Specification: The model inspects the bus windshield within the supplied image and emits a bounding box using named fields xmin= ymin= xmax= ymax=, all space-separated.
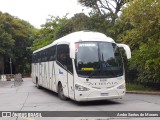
xmin=75 ymin=41 xmax=123 ymax=78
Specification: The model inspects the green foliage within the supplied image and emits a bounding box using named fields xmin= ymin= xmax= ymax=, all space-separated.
xmin=0 ymin=11 xmax=35 ymax=74
xmin=32 ymin=13 xmax=91 ymax=51
xmin=126 ymin=83 xmax=153 ymax=91
xmin=0 ymin=30 xmax=14 ymax=56
xmin=0 ymin=12 xmax=15 ymax=56
xmin=31 ymin=0 xmax=160 ymax=86
xmin=31 ymin=15 xmax=71 ymax=51
xmin=31 ymin=13 xmax=117 ymax=51
xmin=78 ymin=0 xmax=128 ymax=23
xmin=70 ymin=13 xmax=90 ymax=31
xmin=118 ymin=0 xmax=160 ymax=83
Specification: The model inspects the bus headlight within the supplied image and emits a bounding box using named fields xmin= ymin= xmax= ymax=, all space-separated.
xmin=75 ymin=84 xmax=90 ymax=91
xmin=117 ymin=84 xmax=125 ymax=89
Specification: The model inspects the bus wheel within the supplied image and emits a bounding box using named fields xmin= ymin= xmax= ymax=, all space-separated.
xmin=58 ymin=83 xmax=67 ymax=100
xmin=36 ymin=79 xmax=41 ymax=89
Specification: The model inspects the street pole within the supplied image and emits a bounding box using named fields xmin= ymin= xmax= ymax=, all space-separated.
xmin=10 ymin=58 xmax=12 ymax=76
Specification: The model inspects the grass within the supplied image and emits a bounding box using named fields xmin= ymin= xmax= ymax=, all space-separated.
xmin=126 ymin=83 xmax=153 ymax=91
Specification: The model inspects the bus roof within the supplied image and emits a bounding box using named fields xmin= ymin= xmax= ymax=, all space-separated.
xmin=33 ymin=31 xmax=115 ymax=53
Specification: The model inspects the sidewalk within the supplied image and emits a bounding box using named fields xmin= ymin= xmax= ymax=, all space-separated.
xmin=0 ymin=78 xmax=22 ymax=88
xmin=0 ymin=81 xmax=14 ymax=88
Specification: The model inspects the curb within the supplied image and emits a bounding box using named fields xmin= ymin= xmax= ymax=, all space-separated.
xmin=127 ymin=91 xmax=160 ymax=95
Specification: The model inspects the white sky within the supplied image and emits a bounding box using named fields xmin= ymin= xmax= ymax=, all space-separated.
xmin=0 ymin=0 xmax=90 ymax=28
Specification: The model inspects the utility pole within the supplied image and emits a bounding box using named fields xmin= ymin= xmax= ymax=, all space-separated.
xmin=10 ymin=58 xmax=12 ymax=75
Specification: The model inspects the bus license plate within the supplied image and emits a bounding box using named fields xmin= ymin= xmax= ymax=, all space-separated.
xmin=101 ymin=93 xmax=109 ymax=96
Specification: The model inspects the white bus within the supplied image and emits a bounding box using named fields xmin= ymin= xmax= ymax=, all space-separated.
xmin=32 ymin=31 xmax=131 ymax=101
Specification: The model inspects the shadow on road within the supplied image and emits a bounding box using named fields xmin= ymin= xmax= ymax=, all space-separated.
xmin=38 ymin=86 xmax=122 ymax=106
xmin=35 ymin=85 xmax=58 ymax=96
xmin=71 ymin=100 xmax=121 ymax=106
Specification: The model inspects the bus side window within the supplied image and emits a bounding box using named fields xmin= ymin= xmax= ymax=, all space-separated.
xmin=50 ymin=46 xmax=56 ymax=61
xmin=43 ymin=50 xmax=46 ymax=62
xmin=45 ymin=50 xmax=48 ymax=62
xmin=66 ymin=50 xmax=73 ymax=74
xmin=35 ymin=54 xmax=37 ymax=63
xmin=32 ymin=54 xmax=35 ymax=63
xmin=57 ymin=45 xmax=67 ymax=66
xmin=38 ymin=52 xmax=41 ymax=62
xmin=57 ymin=44 xmax=73 ymax=73
xmin=53 ymin=45 xmax=56 ymax=60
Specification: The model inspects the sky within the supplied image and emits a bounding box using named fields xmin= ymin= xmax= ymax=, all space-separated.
xmin=0 ymin=0 xmax=90 ymax=28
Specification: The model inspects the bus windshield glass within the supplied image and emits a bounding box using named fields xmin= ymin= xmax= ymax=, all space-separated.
xmin=75 ymin=42 xmax=123 ymax=78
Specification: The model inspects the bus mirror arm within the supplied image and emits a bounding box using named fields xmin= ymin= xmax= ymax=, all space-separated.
xmin=70 ymin=43 xmax=76 ymax=59
xmin=117 ymin=44 xmax=131 ymax=59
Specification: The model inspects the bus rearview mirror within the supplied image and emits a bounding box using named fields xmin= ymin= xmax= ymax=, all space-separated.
xmin=70 ymin=43 xmax=75 ymax=59
xmin=117 ymin=44 xmax=131 ymax=59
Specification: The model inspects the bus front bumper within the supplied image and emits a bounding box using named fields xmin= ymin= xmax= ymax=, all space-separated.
xmin=74 ymin=89 xmax=126 ymax=101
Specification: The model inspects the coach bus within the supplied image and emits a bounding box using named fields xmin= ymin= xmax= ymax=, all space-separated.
xmin=32 ymin=31 xmax=131 ymax=101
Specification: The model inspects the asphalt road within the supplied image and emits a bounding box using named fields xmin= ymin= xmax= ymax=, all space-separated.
xmin=0 ymin=78 xmax=160 ymax=120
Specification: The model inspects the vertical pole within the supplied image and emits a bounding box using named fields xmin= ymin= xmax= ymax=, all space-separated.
xmin=10 ymin=58 xmax=12 ymax=75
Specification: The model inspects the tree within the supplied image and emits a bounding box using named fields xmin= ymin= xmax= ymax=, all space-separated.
xmin=118 ymin=0 xmax=160 ymax=83
xmin=31 ymin=13 xmax=90 ymax=51
xmin=0 ymin=12 xmax=15 ymax=56
xmin=0 ymin=29 xmax=14 ymax=74
xmin=0 ymin=11 xmax=35 ymax=74
xmin=31 ymin=12 xmax=119 ymax=51
xmin=70 ymin=13 xmax=90 ymax=31
xmin=11 ymin=19 xmax=35 ymax=74
xmin=31 ymin=15 xmax=71 ymax=51
xmin=0 ymin=30 xmax=14 ymax=56
xmin=78 ymin=0 xmax=128 ymax=23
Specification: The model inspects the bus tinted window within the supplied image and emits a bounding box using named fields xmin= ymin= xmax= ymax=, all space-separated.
xmin=49 ymin=46 xmax=56 ymax=61
xmin=57 ymin=44 xmax=73 ymax=73
xmin=57 ymin=45 xmax=68 ymax=66
xmin=75 ymin=42 xmax=123 ymax=78
xmin=32 ymin=54 xmax=36 ymax=63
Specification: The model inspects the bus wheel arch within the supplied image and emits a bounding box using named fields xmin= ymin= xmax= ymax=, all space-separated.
xmin=57 ymin=82 xmax=67 ymax=100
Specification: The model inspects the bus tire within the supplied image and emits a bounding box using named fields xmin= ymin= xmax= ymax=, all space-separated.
xmin=36 ymin=78 xmax=41 ymax=89
xmin=58 ymin=83 xmax=67 ymax=100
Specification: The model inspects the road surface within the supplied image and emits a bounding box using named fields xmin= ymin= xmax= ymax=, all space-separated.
xmin=0 ymin=78 xmax=160 ymax=120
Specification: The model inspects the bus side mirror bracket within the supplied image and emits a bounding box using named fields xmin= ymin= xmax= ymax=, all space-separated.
xmin=70 ymin=43 xmax=75 ymax=59
xmin=117 ymin=44 xmax=131 ymax=59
